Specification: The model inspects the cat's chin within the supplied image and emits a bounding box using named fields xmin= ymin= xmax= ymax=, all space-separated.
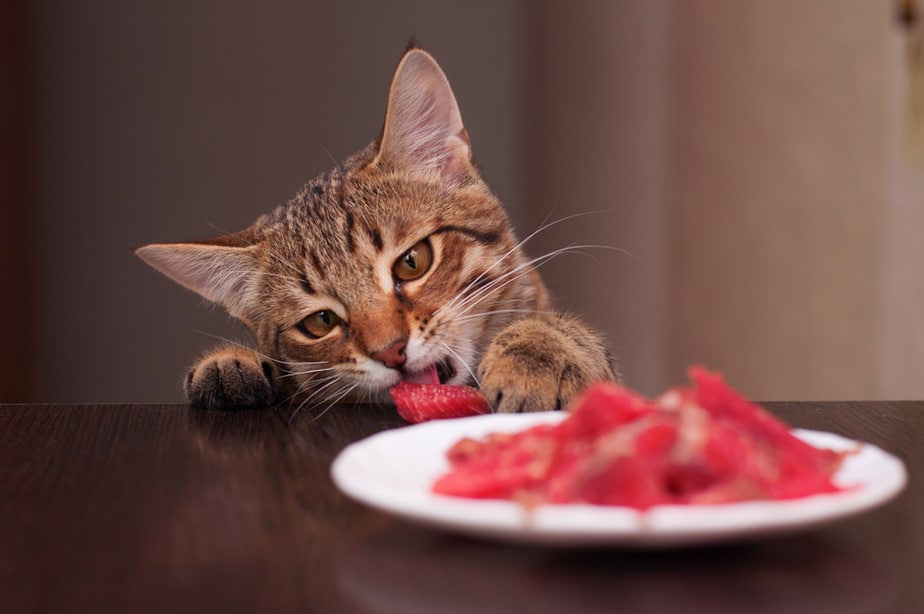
xmin=337 ymin=360 xmax=460 ymax=406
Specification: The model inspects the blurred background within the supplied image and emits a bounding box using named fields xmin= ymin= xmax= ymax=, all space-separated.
xmin=2 ymin=0 xmax=923 ymax=403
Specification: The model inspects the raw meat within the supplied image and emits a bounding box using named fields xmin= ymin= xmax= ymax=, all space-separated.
xmin=390 ymin=382 xmax=490 ymax=424
xmin=432 ymin=367 xmax=849 ymax=509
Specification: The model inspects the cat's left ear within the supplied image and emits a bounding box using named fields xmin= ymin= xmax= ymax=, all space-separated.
xmin=135 ymin=234 xmax=260 ymax=321
xmin=373 ymin=48 xmax=473 ymax=183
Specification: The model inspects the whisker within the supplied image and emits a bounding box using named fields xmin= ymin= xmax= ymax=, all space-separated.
xmin=191 ymin=331 xmax=330 ymax=370
xmin=287 ymin=376 xmax=343 ymax=423
xmin=450 ymin=308 xmax=556 ymax=324
xmin=439 ymin=211 xmax=622 ymax=315
xmin=298 ymin=375 xmax=342 ymax=403
xmin=280 ymin=365 xmax=336 ymax=379
xmin=440 ymin=342 xmax=481 ymax=388
xmin=192 ymin=330 xmax=258 ymax=351
xmin=288 ymin=375 xmax=355 ymax=424
xmin=436 ymin=252 xmax=551 ymax=320
xmin=308 ymin=382 xmax=360 ymax=424
xmin=445 ymin=245 xmax=564 ymax=312
xmin=443 ymin=244 xmax=630 ymax=323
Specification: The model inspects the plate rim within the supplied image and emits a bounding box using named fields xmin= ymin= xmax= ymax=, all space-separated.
xmin=330 ymin=413 xmax=907 ymax=547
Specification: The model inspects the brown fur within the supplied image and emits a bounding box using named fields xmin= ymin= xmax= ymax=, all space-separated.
xmin=137 ymin=48 xmax=618 ymax=413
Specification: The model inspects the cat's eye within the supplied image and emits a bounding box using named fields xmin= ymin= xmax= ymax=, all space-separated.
xmin=298 ymin=310 xmax=341 ymax=339
xmin=393 ymin=240 xmax=433 ymax=282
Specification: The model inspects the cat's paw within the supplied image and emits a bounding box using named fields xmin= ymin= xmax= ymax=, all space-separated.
xmin=184 ymin=346 xmax=278 ymax=409
xmin=478 ymin=314 xmax=617 ymax=413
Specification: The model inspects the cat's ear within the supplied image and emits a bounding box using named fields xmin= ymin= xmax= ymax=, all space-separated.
xmin=373 ymin=48 xmax=473 ymax=182
xmin=135 ymin=235 xmax=259 ymax=320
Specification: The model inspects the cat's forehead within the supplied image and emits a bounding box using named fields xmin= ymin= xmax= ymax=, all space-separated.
xmin=280 ymin=173 xmax=484 ymax=243
xmin=255 ymin=161 xmax=512 ymax=291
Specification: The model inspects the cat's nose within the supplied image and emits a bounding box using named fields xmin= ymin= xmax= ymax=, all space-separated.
xmin=370 ymin=339 xmax=407 ymax=369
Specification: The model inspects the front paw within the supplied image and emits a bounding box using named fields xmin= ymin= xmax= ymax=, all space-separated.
xmin=479 ymin=365 xmax=561 ymax=414
xmin=185 ymin=346 xmax=278 ymax=409
xmin=479 ymin=349 xmax=594 ymax=414
xmin=478 ymin=314 xmax=616 ymax=413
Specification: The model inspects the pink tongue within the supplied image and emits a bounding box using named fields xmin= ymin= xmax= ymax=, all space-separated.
xmin=404 ymin=364 xmax=441 ymax=385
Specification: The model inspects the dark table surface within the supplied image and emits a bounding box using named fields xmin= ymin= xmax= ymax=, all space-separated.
xmin=0 ymin=399 xmax=920 ymax=613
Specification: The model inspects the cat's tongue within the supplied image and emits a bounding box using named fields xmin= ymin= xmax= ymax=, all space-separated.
xmin=403 ymin=364 xmax=441 ymax=386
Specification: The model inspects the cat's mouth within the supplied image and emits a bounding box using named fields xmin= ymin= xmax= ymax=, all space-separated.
xmin=402 ymin=360 xmax=456 ymax=385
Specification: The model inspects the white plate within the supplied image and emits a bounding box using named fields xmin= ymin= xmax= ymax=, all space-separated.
xmin=330 ymin=413 xmax=907 ymax=547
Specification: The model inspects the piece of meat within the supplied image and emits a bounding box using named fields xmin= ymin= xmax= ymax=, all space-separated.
xmin=432 ymin=367 xmax=850 ymax=510
xmin=390 ymin=382 xmax=490 ymax=424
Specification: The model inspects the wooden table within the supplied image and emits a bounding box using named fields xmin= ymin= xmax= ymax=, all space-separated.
xmin=0 ymin=400 xmax=919 ymax=613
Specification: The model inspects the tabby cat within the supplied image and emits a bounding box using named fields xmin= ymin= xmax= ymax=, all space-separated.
xmin=137 ymin=47 xmax=618 ymax=413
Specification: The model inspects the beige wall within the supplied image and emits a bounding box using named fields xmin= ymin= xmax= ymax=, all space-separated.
xmin=883 ymin=12 xmax=924 ymax=399
xmin=527 ymin=1 xmax=923 ymax=400
xmin=669 ymin=1 xmax=890 ymax=400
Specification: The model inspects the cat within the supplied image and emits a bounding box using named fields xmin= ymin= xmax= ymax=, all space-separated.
xmin=136 ymin=47 xmax=618 ymax=414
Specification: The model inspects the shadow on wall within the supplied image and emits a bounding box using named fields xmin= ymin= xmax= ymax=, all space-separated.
xmin=13 ymin=0 xmax=525 ymax=403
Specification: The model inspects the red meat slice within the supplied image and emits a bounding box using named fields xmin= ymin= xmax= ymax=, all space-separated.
xmin=432 ymin=367 xmax=850 ymax=510
xmin=433 ymin=424 xmax=560 ymax=499
xmin=390 ymin=382 xmax=490 ymax=424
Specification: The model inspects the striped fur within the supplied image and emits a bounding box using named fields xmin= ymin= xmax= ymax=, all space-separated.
xmin=137 ymin=48 xmax=617 ymax=413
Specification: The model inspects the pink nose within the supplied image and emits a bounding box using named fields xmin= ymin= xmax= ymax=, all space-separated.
xmin=371 ymin=339 xmax=407 ymax=369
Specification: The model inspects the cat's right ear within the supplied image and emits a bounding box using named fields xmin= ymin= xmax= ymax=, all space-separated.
xmin=135 ymin=239 xmax=259 ymax=320
xmin=372 ymin=48 xmax=473 ymax=183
